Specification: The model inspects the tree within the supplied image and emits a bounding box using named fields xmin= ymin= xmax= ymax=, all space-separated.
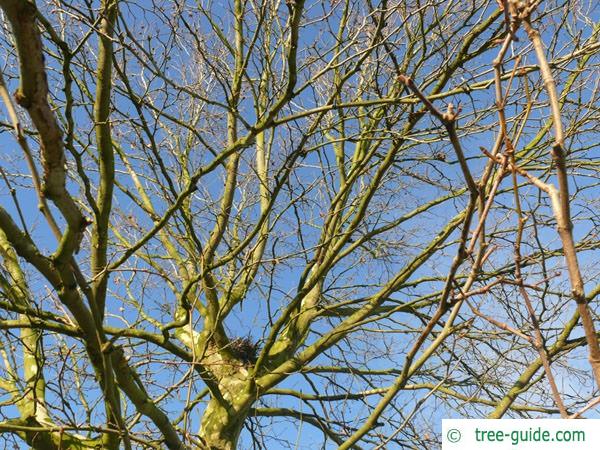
xmin=0 ymin=0 xmax=599 ymax=448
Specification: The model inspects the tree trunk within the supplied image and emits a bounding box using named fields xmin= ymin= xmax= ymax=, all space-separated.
xmin=199 ymin=399 xmax=249 ymax=450
xmin=198 ymin=345 xmax=255 ymax=450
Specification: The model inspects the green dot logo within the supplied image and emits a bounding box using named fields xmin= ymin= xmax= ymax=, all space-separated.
xmin=447 ymin=428 xmax=461 ymax=443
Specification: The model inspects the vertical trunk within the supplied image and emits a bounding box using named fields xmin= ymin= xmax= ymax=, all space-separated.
xmin=198 ymin=346 xmax=255 ymax=450
xmin=199 ymin=399 xmax=249 ymax=450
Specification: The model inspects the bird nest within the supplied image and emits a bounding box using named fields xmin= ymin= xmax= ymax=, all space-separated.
xmin=229 ymin=337 xmax=260 ymax=365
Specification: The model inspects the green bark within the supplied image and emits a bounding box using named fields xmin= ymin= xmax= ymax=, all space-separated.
xmin=199 ymin=400 xmax=249 ymax=450
xmin=198 ymin=344 xmax=256 ymax=450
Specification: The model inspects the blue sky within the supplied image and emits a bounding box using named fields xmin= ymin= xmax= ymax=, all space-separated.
xmin=0 ymin=0 xmax=599 ymax=448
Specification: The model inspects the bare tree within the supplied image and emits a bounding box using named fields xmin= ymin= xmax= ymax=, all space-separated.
xmin=0 ymin=0 xmax=599 ymax=448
